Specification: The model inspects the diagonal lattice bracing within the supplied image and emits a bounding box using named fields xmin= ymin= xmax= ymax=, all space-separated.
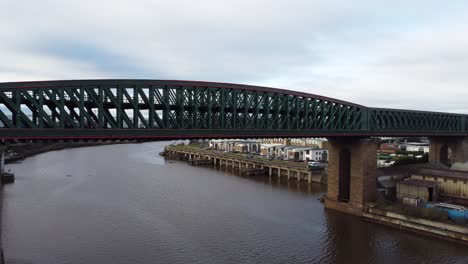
xmin=0 ymin=80 xmax=466 ymax=139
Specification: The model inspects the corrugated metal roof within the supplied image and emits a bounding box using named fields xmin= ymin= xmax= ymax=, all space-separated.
xmin=400 ymin=178 xmax=439 ymax=188
xmin=289 ymin=147 xmax=318 ymax=151
xmin=413 ymin=168 xmax=468 ymax=180
xmin=451 ymin=162 xmax=468 ymax=171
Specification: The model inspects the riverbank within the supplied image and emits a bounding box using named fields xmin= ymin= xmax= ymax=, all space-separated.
xmin=5 ymin=140 xmax=139 ymax=164
xmin=364 ymin=206 xmax=468 ymax=245
xmin=163 ymin=143 xmax=468 ymax=246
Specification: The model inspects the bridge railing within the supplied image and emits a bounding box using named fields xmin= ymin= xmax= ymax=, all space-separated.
xmin=0 ymin=80 xmax=366 ymax=132
xmin=0 ymin=80 xmax=466 ymax=139
xmin=367 ymin=108 xmax=468 ymax=135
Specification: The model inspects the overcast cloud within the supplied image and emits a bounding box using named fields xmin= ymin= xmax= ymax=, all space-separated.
xmin=1 ymin=0 xmax=468 ymax=113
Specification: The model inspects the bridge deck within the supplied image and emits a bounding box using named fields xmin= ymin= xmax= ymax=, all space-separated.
xmin=0 ymin=80 xmax=466 ymax=140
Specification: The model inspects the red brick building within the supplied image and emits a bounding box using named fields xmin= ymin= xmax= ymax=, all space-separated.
xmin=379 ymin=143 xmax=399 ymax=154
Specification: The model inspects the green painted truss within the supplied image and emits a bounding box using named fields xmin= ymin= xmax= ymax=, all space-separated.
xmin=0 ymin=80 xmax=465 ymax=140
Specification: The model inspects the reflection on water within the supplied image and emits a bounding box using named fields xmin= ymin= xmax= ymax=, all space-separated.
xmin=2 ymin=142 xmax=468 ymax=264
xmin=213 ymin=166 xmax=324 ymax=195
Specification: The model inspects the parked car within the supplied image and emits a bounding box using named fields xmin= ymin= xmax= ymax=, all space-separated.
xmin=308 ymin=161 xmax=320 ymax=169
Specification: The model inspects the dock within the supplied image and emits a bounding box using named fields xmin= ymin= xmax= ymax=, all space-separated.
xmin=189 ymin=159 xmax=214 ymax=166
xmin=240 ymin=168 xmax=266 ymax=176
xmin=164 ymin=145 xmax=325 ymax=184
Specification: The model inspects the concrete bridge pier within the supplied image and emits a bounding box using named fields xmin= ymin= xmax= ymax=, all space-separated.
xmin=429 ymin=136 xmax=468 ymax=165
xmin=324 ymin=137 xmax=378 ymax=216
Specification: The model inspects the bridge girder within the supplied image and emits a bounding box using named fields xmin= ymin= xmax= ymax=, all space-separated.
xmin=0 ymin=80 xmax=466 ymax=140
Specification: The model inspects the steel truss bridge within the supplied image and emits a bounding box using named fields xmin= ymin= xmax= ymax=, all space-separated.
xmin=0 ymin=80 xmax=466 ymax=140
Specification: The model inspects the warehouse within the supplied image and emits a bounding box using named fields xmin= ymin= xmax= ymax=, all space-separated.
xmin=397 ymin=178 xmax=439 ymax=203
xmin=410 ymin=168 xmax=468 ymax=205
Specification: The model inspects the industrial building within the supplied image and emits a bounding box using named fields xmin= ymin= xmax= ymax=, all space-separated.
xmin=397 ymin=178 xmax=439 ymax=203
xmin=410 ymin=168 xmax=468 ymax=205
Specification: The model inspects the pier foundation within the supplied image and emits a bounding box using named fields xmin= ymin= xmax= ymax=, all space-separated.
xmin=324 ymin=138 xmax=378 ymax=216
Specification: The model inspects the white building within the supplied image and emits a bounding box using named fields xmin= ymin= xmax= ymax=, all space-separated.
xmin=290 ymin=138 xmax=327 ymax=148
xmin=260 ymin=143 xmax=284 ymax=156
xmin=209 ymin=139 xmax=261 ymax=153
xmin=286 ymin=147 xmax=316 ymax=161
xmin=276 ymin=146 xmax=295 ymax=158
xmin=261 ymin=138 xmax=328 ymax=148
xmin=303 ymin=148 xmax=328 ymax=162
xmin=400 ymin=142 xmax=429 ymax=153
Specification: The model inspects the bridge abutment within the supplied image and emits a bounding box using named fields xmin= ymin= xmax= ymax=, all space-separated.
xmin=429 ymin=137 xmax=468 ymax=165
xmin=324 ymin=137 xmax=378 ymax=216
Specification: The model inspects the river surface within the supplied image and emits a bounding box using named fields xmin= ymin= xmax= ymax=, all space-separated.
xmin=2 ymin=142 xmax=468 ymax=264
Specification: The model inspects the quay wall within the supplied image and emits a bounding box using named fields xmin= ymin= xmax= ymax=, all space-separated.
xmin=364 ymin=207 xmax=468 ymax=245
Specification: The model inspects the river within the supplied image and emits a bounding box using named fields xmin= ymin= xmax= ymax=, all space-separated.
xmin=2 ymin=142 xmax=468 ymax=264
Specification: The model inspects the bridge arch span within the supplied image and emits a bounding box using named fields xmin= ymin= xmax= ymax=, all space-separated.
xmin=0 ymin=79 xmax=466 ymax=140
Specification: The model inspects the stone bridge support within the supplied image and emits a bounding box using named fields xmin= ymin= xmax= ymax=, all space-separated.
xmin=324 ymin=137 xmax=378 ymax=216
xmin=429 ymin=137 xmax=468 ymax=165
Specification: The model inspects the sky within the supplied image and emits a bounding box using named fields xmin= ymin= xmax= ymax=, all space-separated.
xmin=1 ymin=0 xmax=468 ymax=113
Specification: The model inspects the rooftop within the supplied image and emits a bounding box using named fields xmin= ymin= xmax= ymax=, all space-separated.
xmin=403 ymin=142 xmax=429 ymax=146
xmin=260 ymin=143 xmax=284 ymax=148
xmin=451 ymin=162 xmax=468 ymax=171
xmin=210 ymin=139 xmax=261 ymax=144
xmin=413 ymin=168 xmax=468 ymax=181
xmin=289 ymin=147 xmax=319 ymax=151
xmin=379 ymin=179 xmax=397 ymax=188
xmin=399 ymin=178 xmax=439 ymax=188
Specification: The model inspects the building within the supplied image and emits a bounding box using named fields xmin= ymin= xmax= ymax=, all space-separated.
xmin=261 ymin=138 xmax=291 ymax=145
xmin=400 ymin=142 xmax=429 ymax=153
xmin=285 ymin=147 xmax=313 ymax=161
xmin=209 ymin=140 xmax=261 ymax=153
xmin=259 ymin=143 xmax=283 ymax=156
xmin=303 ymin=148 xmax=328 ymax=162
xmin=290 ymin=138 xmax=328 ymax=148
xmin=261 ymin=138 xmax=328 ymax=148
xmin=232 ymin=143 xmax=248 ymax=153
xmin=451 ymin=163 xmax=468 ymax=171
xmin=379 ymin=143 xmax=399 ymax=154
xmin=397 ymin=178 xmax=439 ymax=203
xmin=410 ymin=168 xmax=468 ymax=205
xmin=275 ymin=146 xmax=295 ymax=158
xmin=378 ymin=180 xmax=397 ymax=201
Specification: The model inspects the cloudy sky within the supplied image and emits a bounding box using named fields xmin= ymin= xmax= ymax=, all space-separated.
xmin=1 ymin=0 xmax=468 ymax=113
